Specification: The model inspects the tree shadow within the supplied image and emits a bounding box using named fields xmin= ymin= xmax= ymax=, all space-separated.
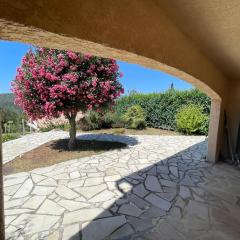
xmin=76 ymin=133 xmax=139 ymax=147
xmin=49 ymin=134 xmax=139 ymax=152
xmin=68 ymin=140 xmax=209 ymax=240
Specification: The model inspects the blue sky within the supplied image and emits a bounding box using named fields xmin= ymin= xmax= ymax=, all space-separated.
xmin=0 ymin=40 xmax=192 ymax=94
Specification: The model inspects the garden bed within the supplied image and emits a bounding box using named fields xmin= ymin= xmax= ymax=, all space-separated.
xmin=89 ymin=127 xmax=180 ymax=136
xmin=3 ymin=139 xmax=126 ymax=175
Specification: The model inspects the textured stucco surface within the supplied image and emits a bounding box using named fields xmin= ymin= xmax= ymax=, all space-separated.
xmin=0 ymin=0 xmax=227 ymax=99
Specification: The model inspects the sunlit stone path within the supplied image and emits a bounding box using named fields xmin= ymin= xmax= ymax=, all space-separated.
xmin=3 ymin=133 xmax=240 ymax=239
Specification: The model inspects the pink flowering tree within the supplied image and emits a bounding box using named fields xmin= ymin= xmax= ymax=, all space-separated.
xmin=12 ymin=47 xmax=124 ymax=149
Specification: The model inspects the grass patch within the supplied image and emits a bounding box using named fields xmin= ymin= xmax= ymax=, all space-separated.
xmin=2 ymin=133 xmax=20 ymax=142
xmin=3 ymin=139 xmax=126 ymax=175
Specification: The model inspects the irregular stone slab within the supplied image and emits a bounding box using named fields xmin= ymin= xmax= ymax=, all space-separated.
xmin=88 ymin=172 xmax=105 ymax=177
xmin=145 ymin=193 xmax=172 ymax=211
xmin=127 ymin=194 xmax=149 ymax=209
xmin=4 ymin=184 xmax=21 ymax=196
xmin=89 ymin=190 xmax=115 ymax=203
xmin=62 ymin=223 xmax=80 ymax=240
xmin=37 ymin=199 xmax=65 ymax=215
xmin=169 ymin=166 xmax=179 ymax=177
xmin=82 ymin=216 xmax=126 ymax=240
xmin=106 ymin=181 xmax=116 ymax=190
xmin=32 ymin=186 xmax=55 ymax=195
xmin=31 ymin=174 xmax=47 ymax=184
xmin=127 ymin=216 xmax=153 ymax=232
xmin=147 ymin=166 xmax=157 ymax=176
xmin=128 ymin=173 xmax=144 ymax=181
xmin=5 ymin=197 xmax=29 ymax=209
xmin=175 ymin=197 xmax=186 ymax=209
xmin=11 ymin=214 xmax=60 ymax=235
xmin=4 ymin=175 xmax=28 ymax=187
xmin=118 ymin=203 xmax=143 ymax=217
xmin=54 ymin=173 xmax=69 ymax=180
xmin=105 ymin=175 xmax=122 ymax=182
xmin=56 ymin=185 xmax=79 ymax=199
xmin=63 ymin=208 xmax=107 ymax=225
xmin=48 ymin=192 xmax=58 ymax=200
xmin=5 ymin=225 xmax=19 ymax=239
xmin=160 ymin=179 xmax=177 ymax=188
xmin=58 ymin=199 xmax=90 ymax=211
xmin=69 ymin=171 xmax=81 ymax=179
xmin=13 ymin=179 xmax=33 ymax=198
xmin=5 ymin=208 xmax=33 ymax=215
xmin=156 ymin=192 xmax=176 ymax=202
xmin=179 ymin=186 xmax=191 ymax=199
xmin=38 ymin=178 xmax=57 ymax=187
xmin=47 ymin=231 xmax=60 ymax=240
xmin=68 ymin=180 xmax=84 ymax=188
xmin=84 ymin=177 xmax=104 ymax=186
xmin=22 ymin=196 xmax=46 ymax=209
xmin=180 ymin=175 xmax=196 ymax=187
xmin=145 ymin=175 xmax=163 ymax=192
xmin=102 ymin=199 xmax=117 ymax=209
xmin=141 ymin=206 xmax=166 ymax=219
xmin=157 ymin=166 xmax=169 ymax=174
xmin=133 ymin=184 xmax=149 ymax=198
xmin=5 ymin=215 xmax=17 ymax=225
xmin=75 ymin=184 xmax=107 ymax=199
xmin=111 ymin=223 xmax=135 ymax=239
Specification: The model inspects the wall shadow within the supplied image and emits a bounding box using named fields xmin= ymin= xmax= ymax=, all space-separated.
xmin=68 ymin=140 xmax=209 ymax=240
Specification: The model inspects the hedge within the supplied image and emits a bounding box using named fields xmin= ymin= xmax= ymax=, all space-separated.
xmin=114 ymin=89 xmax=211 ymax=131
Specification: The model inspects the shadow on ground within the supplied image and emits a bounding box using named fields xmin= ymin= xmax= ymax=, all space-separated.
xmin=3 ymin=134 xmax=138 ymax=176
xmin=68 ymin=140 xmax=230 ymax=240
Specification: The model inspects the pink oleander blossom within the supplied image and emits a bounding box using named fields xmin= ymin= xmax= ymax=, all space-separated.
xmin=12 ymin=47 xmax=124 ymax=120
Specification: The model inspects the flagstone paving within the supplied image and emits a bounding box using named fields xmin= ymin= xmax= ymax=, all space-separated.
xmin=3 ymin=132 xmax=240 ymax=239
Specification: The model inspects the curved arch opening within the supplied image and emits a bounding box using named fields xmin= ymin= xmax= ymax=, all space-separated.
xmin=0 ymin=23 xmax=222 ymax=164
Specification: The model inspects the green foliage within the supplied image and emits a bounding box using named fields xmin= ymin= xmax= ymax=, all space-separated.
xmin=176 ymin=104 xmax=209 ymax=135
xmin=115 ymin=89 xmax=210 ymax=132
xmin=103 ymin=112 xmax=124 ymax=128
xmin=0 ymin=93 xmax=24 ymax=134
xmin=79 ymin=110 xmax=125 ymax=131
xmin=101 ymin=112 xmax=116 ymax=128
xmin=2 ymin=133 xmax=20 ymax=142
xmin=123 ymin=105 xmax=147 ymax=129
xmin=79 ymin=111 xmax=103 ymax=131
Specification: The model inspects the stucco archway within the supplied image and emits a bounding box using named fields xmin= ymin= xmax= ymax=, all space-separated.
xmin=0 ymin=18 xmax=223 ymax=159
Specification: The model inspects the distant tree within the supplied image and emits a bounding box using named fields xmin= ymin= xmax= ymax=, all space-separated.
xmin=12 ymin=48 xmax=124 ymax=149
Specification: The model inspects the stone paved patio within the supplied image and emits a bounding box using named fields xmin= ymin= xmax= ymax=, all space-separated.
xmin=3 ymin=132 xmax=240 ymax=239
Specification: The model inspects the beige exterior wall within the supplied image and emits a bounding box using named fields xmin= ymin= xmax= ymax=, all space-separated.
xmin=227 ymin=81 xmax=240 ymax=153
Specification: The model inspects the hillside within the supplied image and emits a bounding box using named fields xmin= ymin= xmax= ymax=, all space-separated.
xmin=0 ymin=93 xmax=22 ymax=114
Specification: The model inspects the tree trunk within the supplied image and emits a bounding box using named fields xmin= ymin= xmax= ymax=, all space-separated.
xmin=67 ymin=114 xmax=77 ymax=150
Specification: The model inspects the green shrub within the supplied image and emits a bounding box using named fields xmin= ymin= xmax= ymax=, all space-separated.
xmin=2 ymin=133 xmax=20 ymax=142
xmin=102 ymin=112 xmax=117 ymax=128
xmin=115 ymin=89 xmax=210 ymax=131
xmin=79 ymin=111 xmax=103 ymax=131
xmin=175 ymin=104 xmax=209 ymax=135
xmin=123 ymin=105 xmax=147 ymax=129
